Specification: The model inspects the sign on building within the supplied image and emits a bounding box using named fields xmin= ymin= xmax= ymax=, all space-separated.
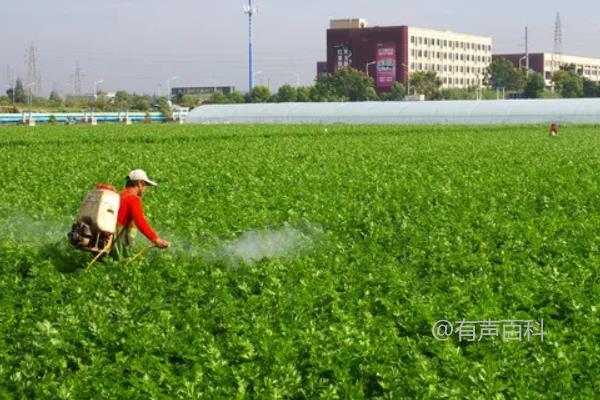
xmin=376 ymin=43 xmax=397 ymax=89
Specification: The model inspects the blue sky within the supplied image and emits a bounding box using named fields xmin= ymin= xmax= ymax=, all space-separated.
xmin=2 ymin=0 xmax=599 ymax=95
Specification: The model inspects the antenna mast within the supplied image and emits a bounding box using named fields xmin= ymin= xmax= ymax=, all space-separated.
xmin=244 ymin=0 xmax=257 ymax=92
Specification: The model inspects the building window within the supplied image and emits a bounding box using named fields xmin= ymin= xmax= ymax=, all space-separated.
xmin=411 ymin=36 xmax=415 ymax=43
xmin=418 ymin=37 xmax=422 ymax=45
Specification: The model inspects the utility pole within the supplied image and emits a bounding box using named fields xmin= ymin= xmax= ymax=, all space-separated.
xmin=244 ymin=0 xmax=257 ymax=92
xmin=525 ymin=26 xmax=529 ymax=76
xmin=6 ymin=66 xmax=15 ymax=105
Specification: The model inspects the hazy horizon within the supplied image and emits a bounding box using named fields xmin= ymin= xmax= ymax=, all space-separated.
xmin=2 ymin=0 xmax=599 ymax=96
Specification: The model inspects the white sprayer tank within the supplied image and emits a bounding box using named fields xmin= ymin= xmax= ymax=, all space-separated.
xmin=77 ymin=189 xmax=120 ymax=233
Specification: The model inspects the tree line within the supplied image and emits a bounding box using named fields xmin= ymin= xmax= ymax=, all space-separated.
xmin=202 ymin=60 xmax=600 ymax=105
xmin=3 ymin=60 xmax=600 ymax=112
xmin=1 ymin=80 xmax=164 ymax=112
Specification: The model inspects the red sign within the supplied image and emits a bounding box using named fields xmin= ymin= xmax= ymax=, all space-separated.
xmin=376 ymin=43 xmax=397 ymax=88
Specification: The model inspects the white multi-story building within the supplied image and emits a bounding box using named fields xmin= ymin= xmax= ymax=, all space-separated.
xmin=408 ymin=27 xmax=492 ymax=89
xmin=494 ymin=52 xmax=600 ymax=88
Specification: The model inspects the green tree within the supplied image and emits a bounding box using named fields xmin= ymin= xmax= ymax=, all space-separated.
xmin=226 ymin=91 xmax=246 ymax=103
xmin=179 ymin=94 xmax=199 ymax=108
xmin=296 ymin=86 xmax=314 ymax=102
xmin=49 ymin=90 xmax=63 ymax=106
xmin=132 ymin=94 xmax=151 ymax=111
xmin=93 ymin=92 xmax=111 ymax=111
xmin=205 ymin=92 xmax=228 ymax=104
xmin=487 ymin=58 xmax=525 ymax=91
xmin=114 ymin=90 xmax=132 ymax=110
xmin=7 ymin=79 xmax=27 ymax=104
xmin=583 ymin=78 xmax=599 ymax=98
xmin=553 ymin=68 xmax=583 ymax=98
xmin=313 ymin=67 xmax=375 ymax=102
xmin=409 ymin=71 xmax=442 ymax=100
xmin=155 ymin=96 xmax=172 ymax=120
xmin=381 ymin=82 xmax=406 ymax=101
xmin=250 ymin=86 xmax=271 ymax=103
xmin=523 ymin=72 xmax=545 ymax=98
xmin=277 ymin=84 xmax=297 ymax=102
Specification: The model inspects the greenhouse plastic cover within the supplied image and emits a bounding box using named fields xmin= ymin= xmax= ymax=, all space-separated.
xmin=186 ymin=98 xmax=600 ymax=125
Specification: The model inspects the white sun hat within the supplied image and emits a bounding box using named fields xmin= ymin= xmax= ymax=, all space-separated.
xmin=127 ymin=169 xmax=157 ymax=186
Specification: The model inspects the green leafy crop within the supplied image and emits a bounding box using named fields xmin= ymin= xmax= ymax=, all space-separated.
xmin=0 ymin=124 xmax=598 ymax=399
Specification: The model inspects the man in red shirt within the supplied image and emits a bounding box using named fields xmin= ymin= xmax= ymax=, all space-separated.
xmin=113 ymin=169 xmax=170 ymax=258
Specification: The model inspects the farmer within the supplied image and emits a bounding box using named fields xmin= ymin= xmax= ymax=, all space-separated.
xmin=113 ymin=169 xmax=170 ymax=258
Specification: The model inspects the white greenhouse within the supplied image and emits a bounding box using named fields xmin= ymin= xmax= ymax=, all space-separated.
xmin=186 ymin=99 xmax=600 ymax=125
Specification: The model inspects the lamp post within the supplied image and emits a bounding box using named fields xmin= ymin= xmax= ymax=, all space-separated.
xmin=93 ymin=80 xmax=104 ymax=100
xmin=166 ymin=76 xmax=178 ymax=102
xmin=400 ymin=63 xmax=410 ymax=95
xmin=366 ymin=61 xmax=377 ymax=77
xmin=27 ymin=82 xmax=36 ymax=124
xmin=209 ymin=78 xmax=218 ymax=94
xmin=253 ymin=70 xmax=263 ymax=87
xmin=289 ymin=72 xmax=300 ymax=87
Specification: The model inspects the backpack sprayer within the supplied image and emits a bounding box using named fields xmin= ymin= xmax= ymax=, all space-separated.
xmin=68 ymin=184 xmax=120 ymax=268
xmin=68 ymin=183 xmax=156 ymax=269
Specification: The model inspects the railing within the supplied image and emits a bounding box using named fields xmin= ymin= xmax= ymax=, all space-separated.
xmin=0 ymin=112 xmax=170 ymax=125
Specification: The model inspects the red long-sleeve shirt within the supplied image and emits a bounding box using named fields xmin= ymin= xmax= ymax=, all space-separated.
xmin=117 ymin=190 xmax=159 ymax=243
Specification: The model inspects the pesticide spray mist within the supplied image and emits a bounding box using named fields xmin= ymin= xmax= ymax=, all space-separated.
xmin=0 ymin=211 xmax=71 ymax=245
xmin=169 ymin=224 xmax=323 ymax=267
xmin=216 ymin=225 xmax=321 ymax=266
xmin=1 ymin=208 xmax=322 ymax=268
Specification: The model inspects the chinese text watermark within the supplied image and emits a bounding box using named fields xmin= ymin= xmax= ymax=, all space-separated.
xmin=432 ymin=319 xmax=544 ymax=342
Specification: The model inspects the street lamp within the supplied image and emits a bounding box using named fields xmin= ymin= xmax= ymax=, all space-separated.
xmin=27 ymin=82 xmax=36 ymax=124
xmin=289 ymin=72 xmax=300 ymax=87
xmin=519 ymin=55 xmax=528 ymax=69
xmin=165 ymin=76 xmax=178 ymax=102
xmin=253 ymin=70 xmax=263 ymax=87
xmin=209 ymin=78 xmax=218 ymax=94
xmin=400 ymin=63 xmax=411 ymax=95
xmin=366 ymin=61 xmax=377 ymax=77
xmin=93 ymin=80 xmax=104 ymax=100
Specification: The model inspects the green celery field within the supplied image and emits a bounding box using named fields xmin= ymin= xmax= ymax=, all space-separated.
xmin=0 ymin=124 xmax=599 ymax=399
